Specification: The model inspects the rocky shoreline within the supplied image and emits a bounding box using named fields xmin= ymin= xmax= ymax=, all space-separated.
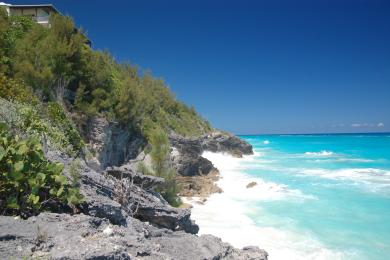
xmin=0 ymin=129 xmax=268 ymax=259
xmin=170 ymin=131 xmax=254 ymax=198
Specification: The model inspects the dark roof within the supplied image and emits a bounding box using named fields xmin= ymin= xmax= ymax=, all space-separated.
xmin=7 ymin=3 xmax=91 ymax=46
xmin=9 ymin=4 xmax=59 ymax=13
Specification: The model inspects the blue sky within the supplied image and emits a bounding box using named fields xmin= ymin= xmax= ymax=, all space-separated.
xmin=10 ymin=0 xmax=390 ymax=134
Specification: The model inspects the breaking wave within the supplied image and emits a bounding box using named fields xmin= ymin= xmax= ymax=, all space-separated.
xmin=187 ymin=151 xmax=347 ymax=260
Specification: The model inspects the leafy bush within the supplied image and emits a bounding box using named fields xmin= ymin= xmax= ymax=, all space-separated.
xmin=0 ymin=123 xmax=83 ymax=217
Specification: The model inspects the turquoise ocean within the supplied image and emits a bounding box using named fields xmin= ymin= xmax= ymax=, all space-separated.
xmin=190 ymin=133 xmax=390 ymax=260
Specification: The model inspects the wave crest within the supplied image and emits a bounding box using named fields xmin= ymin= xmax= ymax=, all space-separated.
xmin=304 ymin=150 xmax=334 ymax=156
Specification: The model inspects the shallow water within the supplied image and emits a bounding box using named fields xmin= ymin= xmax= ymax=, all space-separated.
xmin=190 ymin=133 xmax=390 ymax=260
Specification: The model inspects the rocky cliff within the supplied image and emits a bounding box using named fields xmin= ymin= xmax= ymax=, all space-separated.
xmin=0 ymin=127 xmax=267 ymax=260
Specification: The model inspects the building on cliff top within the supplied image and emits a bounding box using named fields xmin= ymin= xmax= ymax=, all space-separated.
xmin=0 ymin=2 xmax=91 ymax=46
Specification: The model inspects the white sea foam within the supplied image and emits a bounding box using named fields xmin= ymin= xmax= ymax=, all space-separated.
xmin=299 ymin=168 xmax=390 ymax=192
xmin=304 ymin=150 xmax=334 ymax=156
xmin=201 ymin=152 xmax=310 ymax=201
xmin=263 ymin=140 xmax=270 ymax=144
xmin=187 ymin=151 xmax=345 ymax=260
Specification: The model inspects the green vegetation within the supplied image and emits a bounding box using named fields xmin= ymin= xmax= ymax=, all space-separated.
xmin=0 ymin=8 xmax=211 ymax=208
xmin=148 ymin=128 xmax=181 ymax=207
xmin=0 ymin=96 xmax=83 ymax=156
xmin=0 ymin=74 xmax=38 ymax=104
xmin=0 ymin=8 xmax=211 ymax=138
xmin=0 ymin=123 xmax=83 ymax=217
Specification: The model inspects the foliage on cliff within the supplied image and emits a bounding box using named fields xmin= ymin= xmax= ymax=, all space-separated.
xmin=0 ymin=96 xmax=83 ymax=156
xmin=0 ymin=8 xmax=212 ymax=139
xmin=0 ymin=123 xmax=83 ymax=218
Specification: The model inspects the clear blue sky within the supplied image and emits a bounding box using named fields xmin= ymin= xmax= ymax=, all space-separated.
xmin=10 ymin=0 xmax=390 ymax=134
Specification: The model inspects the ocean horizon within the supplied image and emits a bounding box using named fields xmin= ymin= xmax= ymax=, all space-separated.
xmin=190 ymin=133 xmax=390 ymax=260
xmin=237 ymin=132 xmax=390 ymax=136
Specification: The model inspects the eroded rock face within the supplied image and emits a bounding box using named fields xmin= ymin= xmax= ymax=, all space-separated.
xmin=0 ymin=213 xmax=268 ymax=260
xmin=86 ymin=117 xmax=145 ymax=169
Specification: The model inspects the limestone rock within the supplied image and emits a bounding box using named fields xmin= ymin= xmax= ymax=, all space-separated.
xmin=46 ymin=150 xmax=199 ymax=234
xmin=0 ymin=213 xmax=268 ymax=260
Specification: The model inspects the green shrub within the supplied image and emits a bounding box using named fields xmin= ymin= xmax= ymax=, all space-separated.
xmin=137 ymin=161 xmax=153 ymax=176
xmin=148 ymin=128 xmax=181 ymax=207
xmin=47 ymin=102 xmax=84 ymax=152
xmin=158 ymin=168 xmax=181 ymax=207
xmin=69 ymin=158 xmax=82 ymax=187
xmin=0 ymin=123 xmax=83 ymax=217
xmin=0 ymin=74 xmax=38 ymax=105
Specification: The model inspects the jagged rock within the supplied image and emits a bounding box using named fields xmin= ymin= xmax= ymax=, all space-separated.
xmin=170 ymin=131 xmax=253 ymax=178
xmin=172 ymin=151 xmax=215 ymax=177
xmin=46 ymin=150 xmax=199 ymax=233
xmin=46 ymin=149 xmax=128 ymax=225
xmin=170 ymin=131 xmax=253 ymax=159
xmin=78 ymin=163 xmax=129 ymax=225
xmin=106 ymin=168 xmax=199 ymax=234
xmin=105 ymin=166 xmax=164 ymax=191
xmin=0 ymin=213 xmax=268 ymax=260
xmin=201 ymin=131 xmax=253 ymax=157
